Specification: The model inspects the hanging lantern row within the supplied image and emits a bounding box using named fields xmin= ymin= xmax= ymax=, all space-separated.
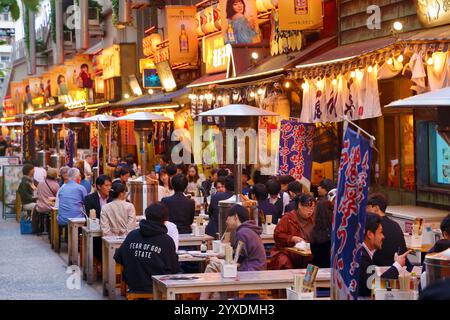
xmin=292 ymin=41 xmax=450 ymax=79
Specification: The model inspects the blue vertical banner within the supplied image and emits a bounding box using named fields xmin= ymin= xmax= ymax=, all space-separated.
xmin=65 ymin=129 xmax=75 ymax=168
xmin=331 ymin=127 xmax=372 ymax=300
xmin=278 ymin=120 xmax=315 ymax=183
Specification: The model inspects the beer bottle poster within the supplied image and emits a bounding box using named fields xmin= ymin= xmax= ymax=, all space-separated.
xmin=220 ymin=0 xmax=261 ymax=44
xmin=278 ymin=0 xmax=323 ymax=31
xmin=164 ymin=6 xmax=198 ymax=66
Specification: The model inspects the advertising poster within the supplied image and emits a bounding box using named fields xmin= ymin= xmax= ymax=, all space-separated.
xmin=219 ymin=0 xmax=261 ymax=44
xmin=100 ymin=45 xmax=121 ymax=80
xmin=436 ymin=133 xmax=450 ymax=185
xmin=278 ymin=0 xmax=324 ymax=31
xmin=10 ymin=82 xmax=24 ymax=113
xmin=65 ymin=55 xmax=94 ymax=91
xmin=51 ymin=65 xmax=69 ymax=97
xmin=165 ymin=6 xmax=198 ymax=66
xmin=203 ymin=33 xmax=229 ymax=74
xmin=156 ymin=60 xmax=177 ymax=92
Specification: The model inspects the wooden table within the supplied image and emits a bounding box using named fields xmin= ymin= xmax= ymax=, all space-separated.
xmin=68 ymin=218 xmax=86 ymax=266
xmin=101 ymin=236 xmax=209 ymax=300
xmin=49 ymin=208 xmax=59 ymax=253
xmin=82 ymin=227 xmax=102 ymax=285
xmin=153 ymin=268 xmax=331 ymax=300
xmin=286 ymin=247 xmax=313 ymax=257
xmin=261 ymin=234 xmax=275 ymax=245
xmin=179 ymin=234 xmax=214 ymax=249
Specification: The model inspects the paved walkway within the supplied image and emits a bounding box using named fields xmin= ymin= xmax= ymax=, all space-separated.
xmin=0 ymin=217 xmax=103 ymax=300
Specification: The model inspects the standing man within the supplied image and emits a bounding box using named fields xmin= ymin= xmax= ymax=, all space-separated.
xmin=56 ymin=168 xmax=87 ymax=226
xmin=206 ymin=175 xmax=234 ymax=237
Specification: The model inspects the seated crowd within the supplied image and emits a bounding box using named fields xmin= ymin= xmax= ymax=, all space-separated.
xmin=17 ymin=159 xmax=450 ymax=299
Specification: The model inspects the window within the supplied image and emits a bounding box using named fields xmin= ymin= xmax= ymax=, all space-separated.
xmin=429 ymin=123 xmax=450 ymax=185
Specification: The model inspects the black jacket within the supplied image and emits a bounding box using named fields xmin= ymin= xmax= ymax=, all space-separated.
xmin=162 ymin=192 xmax=195 ymax=234
xmin=311 ymin=241 xmax=331 ymax=268
xmin=205 ymin=191 xmax=234 ymax=237
xmin=84 ymin=192 xmax=111 ymax=219
xmin=18 ymin=176 xmax=36 ymax=205
xmin=373 ymin=216 xmax=412 ymax=271
xmin=358 ymin=246 xmax=399 ymax=298
xmin=114 ymin=219 xmax=179 ymax=292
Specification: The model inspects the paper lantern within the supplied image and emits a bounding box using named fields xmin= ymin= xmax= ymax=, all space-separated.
xmin=263 ymin=0 xmax=275 ymax=10
xmin=196 ymin=11 xmax=204 ymax=36
xmin=256 ymin=0 xmax=267 ymax=12
xmin=204 ymin=6 xmax=216 ymax=34
xmin=213 ymin=4 xmax=222 ymax=31
xmin=149 ymin=33 xmax=162 ymax=54
xmin=200 ymin=10 xmax=208 ymax=35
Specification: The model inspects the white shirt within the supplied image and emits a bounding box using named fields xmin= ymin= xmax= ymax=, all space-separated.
xmin=34 ymin=167 xmax=47 ymax=184
xmin=363 ymin=242 xmax=403 ymax=274
xmin=268 ymin=192 xmax=290 ymax=215
xmin=98 ymin=192 xmax=108 ymax=208
xmin=165 ymin=221 xmax=179 ymax=251
xmin=84 ymin=160 xmax=93 ymax=177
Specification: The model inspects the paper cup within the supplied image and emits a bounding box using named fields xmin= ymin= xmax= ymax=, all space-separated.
xmin=213 ymin=240 xmax=221 ymax=253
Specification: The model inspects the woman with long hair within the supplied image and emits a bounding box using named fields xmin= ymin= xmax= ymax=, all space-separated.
xmin=309 ymin=199 xmax=334 ymax=268
xmin=226 ymin=0 xmax=260 ymax=44
xmin=158 ymin=167 xmax=174 ymax=201
xmin=100 ymin=183 xmax=136 ymax=237
xmin=186 ymin=164 xmax=203 ymax=196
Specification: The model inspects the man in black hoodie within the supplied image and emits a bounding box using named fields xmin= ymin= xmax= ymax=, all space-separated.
xmin=114 ymin=202 xmax=179 ymax=292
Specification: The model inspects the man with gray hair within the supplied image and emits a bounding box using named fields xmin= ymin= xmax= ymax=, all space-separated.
xmin=56 ymin=167 xmax=88 ymax=226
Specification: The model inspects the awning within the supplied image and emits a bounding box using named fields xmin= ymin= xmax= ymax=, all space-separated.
xmin=294 ymin=25 xmax=450 ymax=77
xmin=187 ymin=73 xmax=227 ymax=88
xmin=124 ymin=87 xmax=190 ymax=107
xmin=386 ymin=86 xmax=450 ymax=108
xmin=0 ymin=122 xmax=23 ymax=127
xmin=83 ymin=41 xmax=104 ymax=55
xmin=187 ymin=36 xmax=336 ymax=88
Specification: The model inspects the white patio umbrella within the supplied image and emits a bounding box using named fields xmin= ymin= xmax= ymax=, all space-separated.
xmin=115 ymin=111 xmax=171 ymax=122
xmin=386 ymin=86 xmax=450 ymax=108
xmin=197 ymin=104 xmax=279 ymax=117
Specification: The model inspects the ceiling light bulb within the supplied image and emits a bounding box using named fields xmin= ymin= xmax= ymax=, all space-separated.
xmin=148 ymin=89 xmax=154 ymax=95
xmin=124 ymin=93 xmax=130 ymax=99
xmin=397 ymin=54 xmax=404 ymax=63
xmin=350 ymin=71 xmax=356 ymax=78
xmin=367 ymin=65 xmax=373 ymax=73
xmin=387 ymin=58 xmax=393 ymax=65
xmin=284 ymin=81 xmax=291 ymax=89
xmin=251 ymin=52 xmax=259 ymax=60
xmin=250 ymin=91 xmax=256 ymax=98
xmin=301 ymin=82 xmax=309 ymax=91
xmin=393 ymin=21 xmax=403 ymax=31
xmin=257 ymin=88 xmax=264 ymax=95
xmin=427 ymin=57 xmax=434 ymax=65
xmin=332 ymin=79 xmax=337 ymax=86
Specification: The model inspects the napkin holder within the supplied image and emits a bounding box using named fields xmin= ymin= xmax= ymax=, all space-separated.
xmin=192 ymin=223 xmax=206 ymax=237
xmin=220 ymin=260 xmax=238 ymax=278
xmin=286 ymin=288 xmax=314 ymax=300
xmin=87 ymin=218 xmax=100 ymax=231
xmin=87 ymin=209 xmax=100 ymax=231
xmin=374 ymin=289 xmax=417 ymax=300
xmin=263 ymin=223 xmax=275 ymax=235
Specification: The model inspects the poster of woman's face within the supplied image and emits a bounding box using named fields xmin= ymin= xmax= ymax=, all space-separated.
xmin=220 ymin=0 xmax=261 ymax=44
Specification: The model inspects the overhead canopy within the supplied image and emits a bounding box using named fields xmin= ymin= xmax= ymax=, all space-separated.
xmin=198 ymin=104 xmax=279 ymax=117
xmin=115 ymin=112 xmax=171 ymax=121
xmin=59 ymin=117 xmax=85 ymax=124
xmin=81 ymin=114 xmax=117 ymax=122
xmin=0 ymin=122 xmax=23 ymax=127
xmin=124 ymin=87 xmax=190 ymax=107
xmin=386 ymin=87 xmax=450 ymax=108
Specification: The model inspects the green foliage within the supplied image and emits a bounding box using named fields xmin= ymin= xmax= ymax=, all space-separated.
xmin=111 ymin=0 xmax=119 ymax=26
xmin=50 ymin=0 xmax=56 ymax=43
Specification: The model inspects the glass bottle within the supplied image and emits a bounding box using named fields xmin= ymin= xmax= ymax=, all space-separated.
xmin=200 ymin=240 xmax=207 ymax=253
xmin=179 ymin=24 xmax=189 ymax=53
